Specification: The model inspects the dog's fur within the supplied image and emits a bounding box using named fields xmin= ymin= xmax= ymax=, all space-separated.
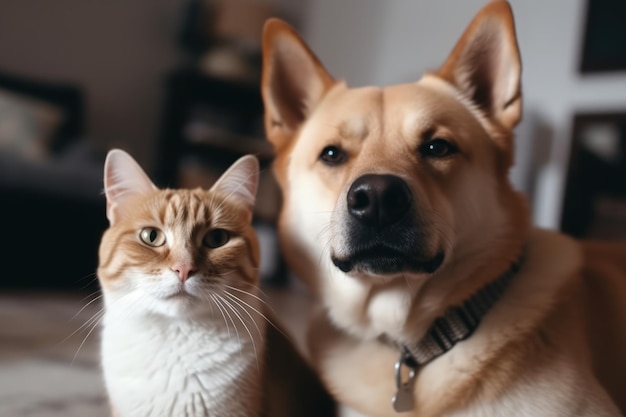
xmin=261 ymin=2 xmax=626 ymax=416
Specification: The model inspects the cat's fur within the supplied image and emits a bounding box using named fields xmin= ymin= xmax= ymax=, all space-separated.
xmin=98 ymin=150 xmax=335 ymax=417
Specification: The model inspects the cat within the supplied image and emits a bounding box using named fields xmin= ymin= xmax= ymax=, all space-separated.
xmin=97 ymin=149 xmax=335 ymax=417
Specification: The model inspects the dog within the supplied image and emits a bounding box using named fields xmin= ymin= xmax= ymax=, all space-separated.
xmin=260 ymin=1 xmax=626 ymax=416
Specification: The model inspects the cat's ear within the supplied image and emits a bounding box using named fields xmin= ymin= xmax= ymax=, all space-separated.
xmin=211 ymin=155 xmax=259 ymax=220
xmin=103 ymin=149 xmax=157 ymax=224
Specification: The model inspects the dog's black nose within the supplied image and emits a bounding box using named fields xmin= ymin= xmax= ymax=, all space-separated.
xmin=347 ymin=174 xmax=412 ymax=228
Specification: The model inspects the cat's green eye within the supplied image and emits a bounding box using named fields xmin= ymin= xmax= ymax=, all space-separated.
xmin=203 ymin=229 xmax=230 ymax=248
xmin=139 ymin=227 xmax=166 ymax=247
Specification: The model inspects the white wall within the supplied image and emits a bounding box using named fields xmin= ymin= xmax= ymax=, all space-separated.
xmin=303 ymin=0 xmax=626 ymax=229
xmin=301 ymin=0 xmax=387 ymax=87
xmin=0 ymin=0 xmax=186 ymax=167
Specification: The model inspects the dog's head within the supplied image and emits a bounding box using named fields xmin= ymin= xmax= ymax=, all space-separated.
xmin=261 ymin=1 xmax=529 ymax=321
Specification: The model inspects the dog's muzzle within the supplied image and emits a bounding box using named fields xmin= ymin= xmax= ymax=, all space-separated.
xmin=331 ymin=174 xmax=444 ymax=275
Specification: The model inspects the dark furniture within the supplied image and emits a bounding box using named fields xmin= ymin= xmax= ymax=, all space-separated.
xmin=155 ymin=68 xmax=272 ymax=188
xmin=0 ymin=71 xmax=107 ymax=290
xmin=580 ymin=0 xmax=626 ymax=73
xmin=561 ymin=112 xmax=626 ymax=239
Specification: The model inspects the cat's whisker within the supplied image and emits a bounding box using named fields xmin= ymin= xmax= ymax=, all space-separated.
xmin=223 ymin=284 xmax=278 ymax=316
xmin=214 ymin=294 xmax=244 ymax=360
xmin=76 ymin=271 xmax=98 ymax=283
xmin=59 ymin=308 xmax=105 ymax=347
xmin=404 ymin=276 xmax=414 ymax=294
xmin=209 ymin=294 xmax=232 ymax=340
xmin=67 ymin=291 xmax=137 ymax=355
xmin=221 ymin=293 xmax=267 ymax=375
xmin=231 ymin=281 xmax=275 ymax=307
xmin=218 ymin=294 xmax=260 ymax=372
xmin=68 ymin=293 xmax=103 ymax=323
xmin=76 ymin=275 xmax=100 ymax=291
xmin=205 ymin=293 xmax=216 ymax=316
xmin=216 ymin=267 xmax=261 ymax=281
xmin=222 ymin=291 xmax=264 ymax=340
xmin=224 ymin=290 xmax=290 ymax=342
xmin=71 ymin=310 xmax=104 ymax=366
xmin=78 ymin=289 xmax=101 ymax=302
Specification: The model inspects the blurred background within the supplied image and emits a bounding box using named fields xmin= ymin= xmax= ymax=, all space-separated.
xmin=0 ymin=0 xmax=624 ymax=415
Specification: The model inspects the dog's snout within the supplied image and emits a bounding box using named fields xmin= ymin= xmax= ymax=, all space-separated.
xmin=347 ymin=174 xmax=412 ymax=228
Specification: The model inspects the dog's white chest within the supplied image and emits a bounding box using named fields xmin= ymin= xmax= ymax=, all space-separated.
xmin=321 ymin=268 xmax=415 ymax=340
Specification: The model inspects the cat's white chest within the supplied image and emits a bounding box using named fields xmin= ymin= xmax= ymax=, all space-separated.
xmin=101 ymin=311 xmax=262 ymax=417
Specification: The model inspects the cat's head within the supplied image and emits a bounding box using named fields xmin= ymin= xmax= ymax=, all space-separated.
xmin=98 ymin=149 xmax=260 ymax=318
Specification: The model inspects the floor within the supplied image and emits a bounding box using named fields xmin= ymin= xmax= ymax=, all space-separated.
xmin=0 ymin=293 xmax=108 ymax=417
xmin=0 ymin=284 xmax=322 ymax=417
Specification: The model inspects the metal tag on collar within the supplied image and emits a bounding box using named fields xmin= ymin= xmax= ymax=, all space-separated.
xmin=392 ymin=348 xmax=418 ymax=413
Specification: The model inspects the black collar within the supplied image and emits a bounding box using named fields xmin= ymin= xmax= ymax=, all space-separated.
xmin=390 ymin=257 xmax=523 ymax=412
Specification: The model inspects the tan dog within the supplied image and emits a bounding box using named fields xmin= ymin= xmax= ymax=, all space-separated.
xmin=261 ymin=1 xmax=626 ymax=416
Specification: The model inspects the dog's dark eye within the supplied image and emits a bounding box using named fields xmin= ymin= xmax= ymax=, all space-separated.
xmin=419 ymin=138 xmax=457 ymax=158
xmin=320 ymin=146 xmax=346 ymax=166
xmin=203 ymin=229 xmax=230 ymax=248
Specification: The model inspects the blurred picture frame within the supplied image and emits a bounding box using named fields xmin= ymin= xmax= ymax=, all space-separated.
xmin=579 ymin=0 xmax=626 ymax=73
xmin=561 ymin=112 xmax=626 ymax=239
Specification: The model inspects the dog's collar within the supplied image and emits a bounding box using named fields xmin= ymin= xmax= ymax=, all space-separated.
xmin=389 ymin=257 xmax=523 ymax=412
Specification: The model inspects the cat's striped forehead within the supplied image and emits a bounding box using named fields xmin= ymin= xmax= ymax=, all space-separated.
xmin=140 ymin=188 xmax=242 ymax=229
xmin=159 ymin=189 xmax=211 ymax=226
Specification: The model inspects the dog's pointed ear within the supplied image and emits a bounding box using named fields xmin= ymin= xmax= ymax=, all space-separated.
xmin=436 ymin=1 xmax=521 ymax=130
xmin=262 ymin=18 xmax=335 ymax=150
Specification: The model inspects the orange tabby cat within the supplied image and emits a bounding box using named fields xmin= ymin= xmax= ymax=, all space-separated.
xmin=98 ymin=150 xmax=335 ymax=417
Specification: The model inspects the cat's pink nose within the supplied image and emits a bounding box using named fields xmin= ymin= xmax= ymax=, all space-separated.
xmin=171 ymin=263 xmax=197 ymax=282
